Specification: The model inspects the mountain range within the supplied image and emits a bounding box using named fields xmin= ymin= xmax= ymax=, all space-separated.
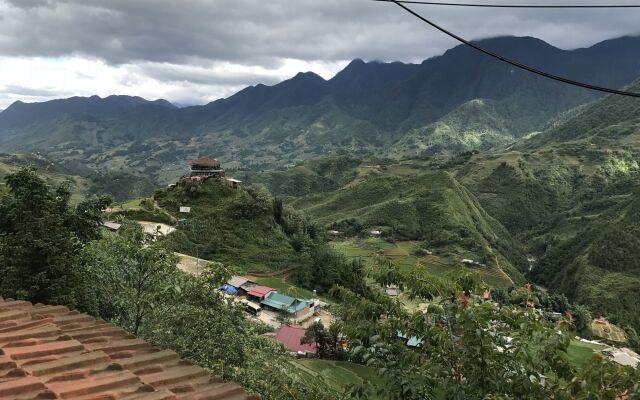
xmin=1 ymin=35 xmax=640 ymax=183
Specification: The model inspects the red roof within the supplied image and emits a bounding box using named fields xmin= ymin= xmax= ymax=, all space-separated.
xmin=0 ymin=297 xmax=255 ymax=400
xmin=187 ymin=157 xmax=221 ymax=168
xmin=274 ymin=326 xmax=316 ymax=354
xmin=247 ymin=286 xmax=275 ymax=298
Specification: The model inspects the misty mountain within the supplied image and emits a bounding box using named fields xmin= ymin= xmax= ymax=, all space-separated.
xmin=1 ymin=35 xmax=639 ymax=177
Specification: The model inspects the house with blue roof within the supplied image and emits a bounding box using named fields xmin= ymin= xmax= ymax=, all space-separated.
xmin=260 ymin=291 xmax=312 ymax=319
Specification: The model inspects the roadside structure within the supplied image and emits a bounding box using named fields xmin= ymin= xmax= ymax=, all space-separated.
xmin=0 ymin=297 xmax=254 ymax=400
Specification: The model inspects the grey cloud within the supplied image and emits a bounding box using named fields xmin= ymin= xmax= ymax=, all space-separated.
xmin=1 ymin=0 xmax=639 ymax=66
xmin=2 ymin=84 xmax=66 ymax=97
xmin=133 ymin=62 xmax=283 ymax=86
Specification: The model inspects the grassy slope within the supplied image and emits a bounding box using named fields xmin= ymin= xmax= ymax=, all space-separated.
xmin=154 ymin=179 xmax=302 ymax=272
xmin=388 ymin=99 xmax=516 ymax=159
xmin=331 ymin=238 xmax=513 ymax=286
xmin=442 ymin=84 xmax=640 ymax=330
xmin=291 ymin=359 xmax=379 ymax=396
xmin=0 ymin=153 xmax=91 ymax=203
xmin=290 ymin=170 xmax=526 ymax=284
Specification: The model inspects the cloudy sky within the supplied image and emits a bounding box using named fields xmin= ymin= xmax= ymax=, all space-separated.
xmin=0 ymin=0 xmax=639 ymax=109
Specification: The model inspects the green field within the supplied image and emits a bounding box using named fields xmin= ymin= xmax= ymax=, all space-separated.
xmin=331 ymin=238 xmax=513 ymax=287
xmin=566 ymin=340 xmax=605 ymax=369
xmin=252 ymin=276 xmax=333 ymax=304
xmin=291 ymin=359 xmax=379 ymax=395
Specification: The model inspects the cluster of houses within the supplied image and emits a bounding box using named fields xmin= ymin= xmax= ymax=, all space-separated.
xmin=219 ymin=276 xmax=330 ymax=357
xmin=219 ymin=276 xmax=325 ymax=322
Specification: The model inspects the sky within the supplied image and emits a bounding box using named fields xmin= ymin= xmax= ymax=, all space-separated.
xmin=0 ymin=0 xmax=639 ymax=109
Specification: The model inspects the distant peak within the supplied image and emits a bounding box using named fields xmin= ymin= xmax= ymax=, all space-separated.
xmin=347 ymin=58 xmax=366 ymax=66
xmin=293 ymin=71 xmax=325 ymax=81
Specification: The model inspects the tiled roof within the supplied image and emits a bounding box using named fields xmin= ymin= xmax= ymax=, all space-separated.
xmin=0 ymin=297 xmax=257 ymax=400
xmin=273 ymin=326 xmax=315 ymax=354
xmin=187 ymin=158 xmax=221 ymax=168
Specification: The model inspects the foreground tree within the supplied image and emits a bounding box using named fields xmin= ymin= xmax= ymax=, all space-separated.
xmin=83 ymin=222 xmax=182 ymax=334
xmin=0 ymin=167 xmax=109 ymax=308
xmin=82 ymin=223 xmax=340 ymax=400
xmin=334 ymin=257 xmax=640 ymax=399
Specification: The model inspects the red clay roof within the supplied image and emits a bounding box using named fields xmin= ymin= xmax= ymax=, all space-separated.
xmin=246 ymin=286 xmax=274 ymax=299
xmin=0 ymin=297 xmax=256 ymax=400
xmin=273 ymin=326 xmax=316 ymax=354
xmin=187 ymin=158 xmax=221 ymax=168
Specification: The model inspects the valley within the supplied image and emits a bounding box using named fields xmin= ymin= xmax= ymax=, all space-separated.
xmin=2 ymin=28 xmax=640 ymax=399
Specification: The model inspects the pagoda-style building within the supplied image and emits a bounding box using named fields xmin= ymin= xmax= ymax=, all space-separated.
xmin=187 ymin=157 xmax=225 ymax=178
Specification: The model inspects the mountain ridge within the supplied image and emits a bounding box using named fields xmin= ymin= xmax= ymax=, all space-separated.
xmin=1 ymin=35 xmax=640 ymax=180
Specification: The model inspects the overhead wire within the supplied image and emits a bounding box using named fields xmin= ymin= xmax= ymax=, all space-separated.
xmin=374 ymin=0 xmax=640 ymax=9
xmin=381 ymin=0 xmax=640 ymax=97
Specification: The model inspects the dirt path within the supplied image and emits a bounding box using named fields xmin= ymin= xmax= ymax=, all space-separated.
xmin=137 ymin=221 xmax=175 ymax=235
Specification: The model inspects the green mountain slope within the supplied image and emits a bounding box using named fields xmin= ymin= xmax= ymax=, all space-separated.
xmin=531 ymin=192 xmax=640 ymax=329
xmin=290 ymin=170 xmax=527 ymax=282
xmin=521 ymin=80 xmax=640 ymax=149
xmin=0 ymin=153 xmax=156 ymax=202
xmin=388 ymin=99 xmax=515 ymax=158
xmin=154 ymin=179 xmax=308 ymax=272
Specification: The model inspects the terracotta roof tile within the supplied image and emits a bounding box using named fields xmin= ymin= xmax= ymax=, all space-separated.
xmin=0 ymin=297 xmax=258 ymax=400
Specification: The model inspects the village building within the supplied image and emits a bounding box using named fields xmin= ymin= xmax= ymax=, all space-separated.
xmin=273 ymin=325 xmax=317 ymax=356
xmin=224 ymin=177 xmax=242 ymax=189
xmin=187 ymin=157 xmax=225 ymax=178
xmin=247 ymin=285 xmax=276 ymax=302
xmin=385 ymin=286 xmax=399 ymax=297
xmin=261 ymin=292 xmax=312 ymax=319
xmin=601 ymin=347 xmax=640 ymax=368
xmin=226 ymin=276 xmax=257 ymax=296
xmin=101 ymin=221 xmax=121 ymax=232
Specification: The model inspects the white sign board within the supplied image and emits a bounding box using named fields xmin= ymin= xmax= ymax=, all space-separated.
xmin=179 ymin=206 xmax=191 ymax=213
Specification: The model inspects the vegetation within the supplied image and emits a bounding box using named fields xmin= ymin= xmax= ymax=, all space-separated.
xmin=332 ymin=258 xmax=640 ymax=399
xmin=2 ymin=168 xmax=640 ymax=400
xmin=0 ymin=168 xmax=109 ymax=308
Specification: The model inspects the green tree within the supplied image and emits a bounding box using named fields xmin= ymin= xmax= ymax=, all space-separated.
xmin=571 ymin=304 xmax=593 ymax=337
xmin=334 ymin=257 xmax=640 ymax=399
xmin=0 ymin=168 xmax=108 ymax=308
xmin=302 ymin=321 xmax=345 ymax=360
xmin=82 ymin=222 xmax=181 ymax=334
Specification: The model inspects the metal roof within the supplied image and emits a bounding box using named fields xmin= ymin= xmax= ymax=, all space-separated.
xmin=273 ymin=326 xmax=316 ymax=354
xmin=261 ymin=293 xmax=309 ymax=314
xmin=227 ymin=276 xmax=250 ymax=289
xmin=247 ymin=286 xmax=275 ymax=299
xmin=0 ymin=297 xmax=255 ymax=400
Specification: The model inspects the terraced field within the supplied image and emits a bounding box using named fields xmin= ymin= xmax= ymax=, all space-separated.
xmin=331 ymin=238 xmax=513 ymax=286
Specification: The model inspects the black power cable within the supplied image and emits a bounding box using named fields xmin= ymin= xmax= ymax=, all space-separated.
xmin=374 ymin=0 xmax=640 ymax=8
xmin=384 ymin=0 xmax=640 ymax=97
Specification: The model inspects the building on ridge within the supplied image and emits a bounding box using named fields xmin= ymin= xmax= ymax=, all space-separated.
xmin=187 ymin=157 xmax=225 ymax=178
